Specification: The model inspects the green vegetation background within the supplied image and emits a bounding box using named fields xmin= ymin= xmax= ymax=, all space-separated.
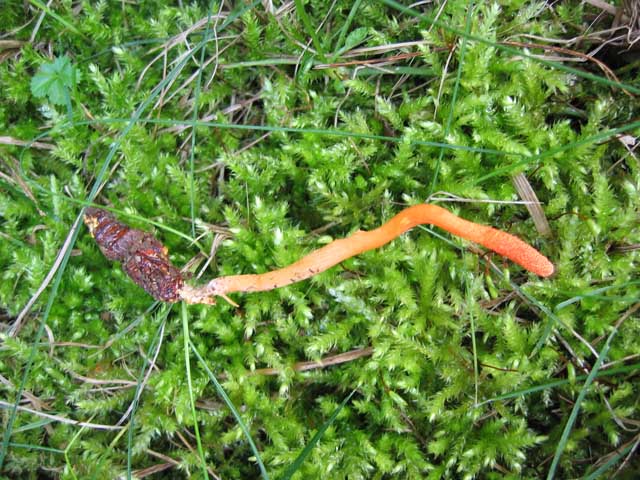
xmin=1 ymin=1 xmax=639 ymax=478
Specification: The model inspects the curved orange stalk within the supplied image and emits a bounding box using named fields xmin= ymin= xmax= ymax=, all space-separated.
xmin=182 ymin=204 xmax=553 ymax=304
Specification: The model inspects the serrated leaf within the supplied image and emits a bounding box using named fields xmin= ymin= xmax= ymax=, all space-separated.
xmin=30 ymin=55 xmax=80 ymax=105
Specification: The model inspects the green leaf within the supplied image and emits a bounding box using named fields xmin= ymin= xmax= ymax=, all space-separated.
xmin=30 ymin=55 xmax=80 ymax=105
xmin=342 ymin=27 xmax=368 ymax=51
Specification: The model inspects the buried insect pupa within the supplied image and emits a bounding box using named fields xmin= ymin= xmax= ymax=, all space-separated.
xmin=84 ymin=208 xmax=184 ymax=302
xmin=84 ymin=205 xmax=554 ymax=305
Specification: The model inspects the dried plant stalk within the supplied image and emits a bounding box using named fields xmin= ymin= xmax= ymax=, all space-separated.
xmin=512 ymin=173 xmax=552 ymax=237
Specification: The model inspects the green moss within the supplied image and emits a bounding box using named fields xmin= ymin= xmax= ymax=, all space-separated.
xmin=1 ymin=0 xmax=639 ymax=478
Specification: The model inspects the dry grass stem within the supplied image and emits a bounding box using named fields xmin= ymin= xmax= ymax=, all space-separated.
xmin=512 ymin=173 xmax=551 ymax=237
xmin=248 ymin=347 xmax=375 ymax=376
xmin=9 ymin=214 xmax=85 ymax=337
xmin=0 ymin=400 xmax=123 ymax=431
xmin=0 ymin=155 xmax=46 ymax=215
xmin=0 ymin=136 xmax=55 ymax=150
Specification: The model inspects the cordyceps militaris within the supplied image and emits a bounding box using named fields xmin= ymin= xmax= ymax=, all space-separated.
xmin=84 ymin=204 xmax=554 ymax=306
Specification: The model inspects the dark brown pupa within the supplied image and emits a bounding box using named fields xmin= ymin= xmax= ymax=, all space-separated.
xmin=84 ymin=208 xmax=184 ymax=302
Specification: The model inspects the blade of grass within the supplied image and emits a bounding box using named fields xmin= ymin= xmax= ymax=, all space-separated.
xmin=54 ymin=117 xmax=514 ymax=156
xmin=12 ymin=418 xmax=56 ymax=434
xmin=545 ymin=324 xmax=620 ymax=479
xmin=428 ymin=0 xmax=475 ymax=197
xmin=467 ymin=278 xmax=479 ymax=406
xmin=27 ymin=0 xmax=86 ymax=38
xmin=330 ymin=0 xmax=363 ymax=60
xmin=280 ymin=389 xmax=357 ymax=480
xmin=582 ymin=442 xmax=636 ymax=480
xmin=182 ymin=303 xmax=209 ymax=479
xmin=474 ymin=119 xmax=640 ymax=184
xmin=94 ymin=301 xmax=161 ymax=356
xmin=379 ymin=0 xmax=640 ymax=95
xmin=354 ymin=66 xmax=434 ymax=76
xmin=125 ymin=307 xmax=171 ymax=480
xmin=554 ymin=280 xmax=640 ymax=311
xmin=64 ymin=417 xmax=93 ymax=480
xmin=221 ymin=58 xmax=305 ymax=68
xmin=21 ymin=114 xmax=640 ymax=198
xmin=477 ymin=362 xmax=640 ymax=406
xmin=189 ymin=340 xmax=270 ymax=480
xmin=188 ymin=1 xmax=219 ymax=238
xmin=7 ymin=442 xmax=65 ymax=455
xmin=293 ymin=0 xmax=327 ymax=60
